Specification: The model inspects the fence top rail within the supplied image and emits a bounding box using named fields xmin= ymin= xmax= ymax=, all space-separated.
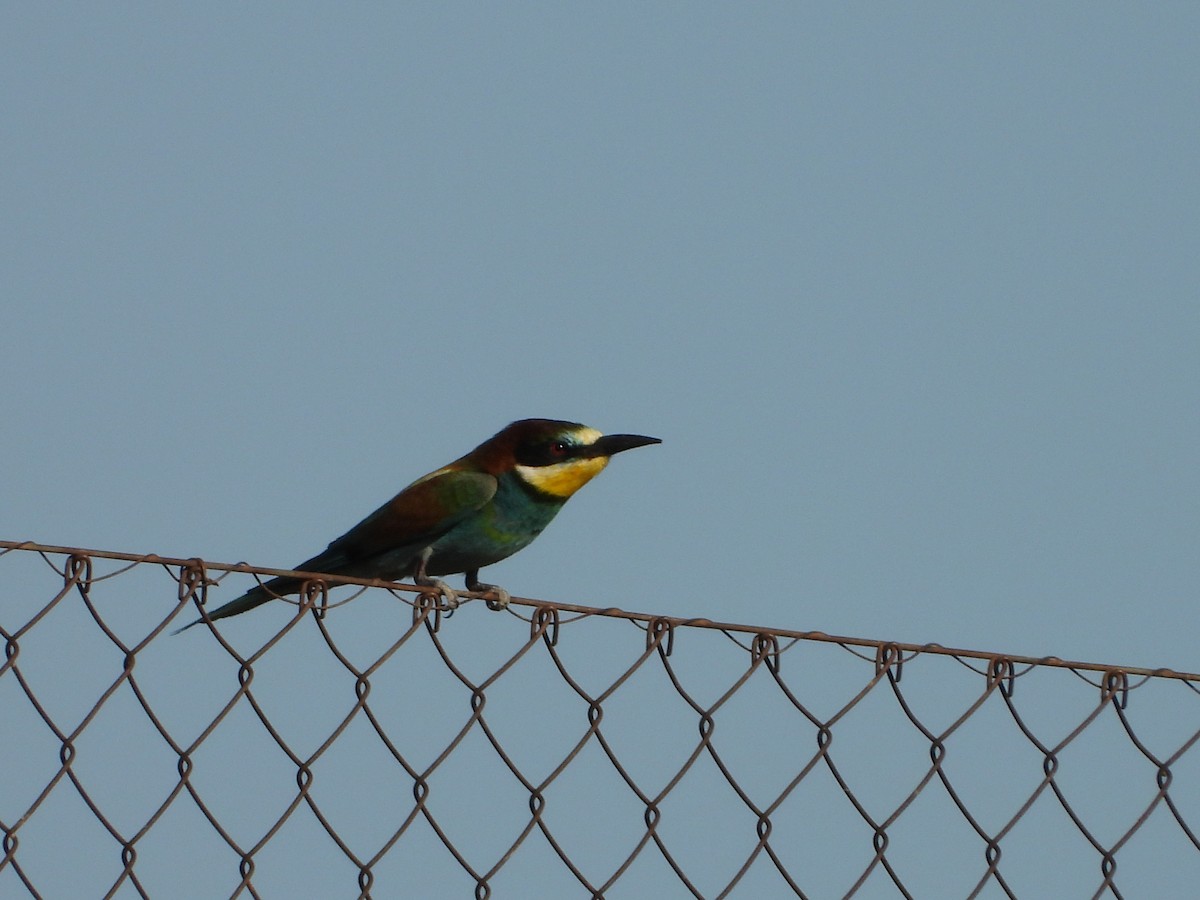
xmin=3 ymin=539 xmax=1196 ymax=683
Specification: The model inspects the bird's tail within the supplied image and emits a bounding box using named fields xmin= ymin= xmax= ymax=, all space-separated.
xmin=172 ymin=576 xmax=300 ymax=635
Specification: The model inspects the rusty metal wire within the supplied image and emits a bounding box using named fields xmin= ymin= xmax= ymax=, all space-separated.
xmin=2 ymin=540 xmax=1199 ymax=899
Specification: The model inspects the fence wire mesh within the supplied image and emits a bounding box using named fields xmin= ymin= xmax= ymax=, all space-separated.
xmin=2 ymin=541 xmax=1199 ymax=899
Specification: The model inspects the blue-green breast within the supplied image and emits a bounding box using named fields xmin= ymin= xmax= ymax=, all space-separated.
xmin=425 ymin=472 xmax=564 ymax=576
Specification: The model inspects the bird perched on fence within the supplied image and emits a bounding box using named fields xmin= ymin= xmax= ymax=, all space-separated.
xmin=175 ymin=418 xmax=660 ymax=632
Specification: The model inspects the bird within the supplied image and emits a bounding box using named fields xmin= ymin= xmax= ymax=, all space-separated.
xmin=175 ymin=418 xmax=660 ymax=632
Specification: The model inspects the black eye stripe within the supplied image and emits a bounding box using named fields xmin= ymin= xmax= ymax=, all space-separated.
xmin=515 ymin=438 xmax=580 ymax=467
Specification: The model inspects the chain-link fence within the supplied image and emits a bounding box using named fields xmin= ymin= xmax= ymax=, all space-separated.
xmin=2 ymin=541 xmax=1198 ymax=898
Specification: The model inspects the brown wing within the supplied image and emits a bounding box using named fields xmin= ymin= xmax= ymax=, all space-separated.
xmin=321 ymin=468 xmax=497 ymax=562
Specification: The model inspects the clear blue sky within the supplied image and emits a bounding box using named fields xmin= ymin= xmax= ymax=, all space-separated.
xmin=3 ymin=5 xmax=1197 ymax=897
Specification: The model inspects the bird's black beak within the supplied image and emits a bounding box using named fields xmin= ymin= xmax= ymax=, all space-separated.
xmin=588 ymin=433 xmax=662 ymax=458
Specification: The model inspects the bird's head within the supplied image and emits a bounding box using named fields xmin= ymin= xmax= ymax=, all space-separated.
xmin=472 ymin=419 xmax=661 ymax=499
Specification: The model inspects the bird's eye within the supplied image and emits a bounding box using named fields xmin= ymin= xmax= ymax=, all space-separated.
xmin=550 ymin=441 xmax=569 ymax=456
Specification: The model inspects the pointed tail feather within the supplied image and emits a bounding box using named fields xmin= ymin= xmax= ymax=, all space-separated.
xmin=172 ymin=576 xmax=299 ymax=635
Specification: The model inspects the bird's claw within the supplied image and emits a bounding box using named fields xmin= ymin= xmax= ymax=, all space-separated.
xmin=419 ymin=579 xmax=459 ymax=611
xmin=468 ymin=580 xmax=510 ymax=611
xmin=484 ymin=588 xmax=510 ymax=611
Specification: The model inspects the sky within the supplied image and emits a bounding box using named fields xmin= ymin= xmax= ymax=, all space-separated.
xmin=3 ymin=4 xmax=1198 ymax=898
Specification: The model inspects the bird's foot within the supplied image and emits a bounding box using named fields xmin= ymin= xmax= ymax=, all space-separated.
xmin=417 ymin=577 xmax=460 ymax=611
xmin=467 ymin=578 xmax=511 ymax=611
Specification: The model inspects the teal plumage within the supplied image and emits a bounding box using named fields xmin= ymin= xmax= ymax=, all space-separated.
xmin=175 ymin=419 xmax=659 ymax=632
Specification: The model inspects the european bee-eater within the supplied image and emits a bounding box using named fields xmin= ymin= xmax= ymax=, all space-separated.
xmin=176 ymin=419 xmax=660 ymax=632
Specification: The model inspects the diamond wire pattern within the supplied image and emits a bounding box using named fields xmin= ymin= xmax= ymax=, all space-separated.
xmin=2 ymin=542 xmax=1199 ymax=899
